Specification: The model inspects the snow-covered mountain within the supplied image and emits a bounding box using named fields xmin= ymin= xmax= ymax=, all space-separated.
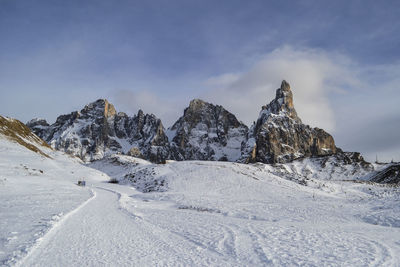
xmin=27 ymin=81 xmax=370 ymax=168
xmin=27 ymin=99 xmax=170 ymax=163
xmin=241 ymin=80 xmax=337 ymax=164
xmin=167 ymin=99 xmax=248 ymax=161
xmin=27 ymin=98 xmax=250 ymax=163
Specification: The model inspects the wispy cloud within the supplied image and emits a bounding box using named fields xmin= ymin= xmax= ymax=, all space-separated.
xmin=109 ymin=89 xmax=185 ymax=128
xmin=202 ymin=46 xmax=359 ymax=132
xmin=200 ymin=46 xmax=400 ymax=162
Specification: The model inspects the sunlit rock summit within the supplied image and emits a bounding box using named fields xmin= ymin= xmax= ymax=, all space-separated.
xmin=241 ymin=80 xmax=337 ymax=163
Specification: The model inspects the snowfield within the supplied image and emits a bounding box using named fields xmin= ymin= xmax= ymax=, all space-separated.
xmin=0 ymin=137 xmax=108 ymax=266
xmin=1 ymin=137 xmax=400 ymax=266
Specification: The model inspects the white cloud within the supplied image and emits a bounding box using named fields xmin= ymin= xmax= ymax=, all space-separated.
xmin=202 ymin=46 xmax=359 ymax=132
xmin=108 ymin=89 xmax=183 ymax=127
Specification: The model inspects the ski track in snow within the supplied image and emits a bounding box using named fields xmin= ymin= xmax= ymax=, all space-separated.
xmin=18 ymin=184 xmax=229 ymax=266
xmin=16 ymin=189 xmax=97 ymax=266
xmin=14 ymin=178 xmax=400 ymax=266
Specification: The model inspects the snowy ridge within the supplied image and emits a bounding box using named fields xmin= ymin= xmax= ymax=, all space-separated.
xmin=262 ymin=154 xmax=378 ymax=184
xmin=168 ymin=99 xmax=248 ymax=162
xmin=91 ymin=152 xmax=380 ymax=194
xmin=27 ymin=99 xmax=170 ymax=163
xmin=369 ymin=163 xmax=400 ymax=184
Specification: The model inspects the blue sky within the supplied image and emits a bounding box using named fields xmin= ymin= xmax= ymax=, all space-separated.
xmin=1 ymin=0 xmax=399 ymax=162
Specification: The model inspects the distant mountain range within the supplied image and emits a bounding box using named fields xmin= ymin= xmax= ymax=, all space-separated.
xmin=26 ymin=80 xmax=366 ymax=167
xmin=1 ymin=78 xmax=399 ymax=184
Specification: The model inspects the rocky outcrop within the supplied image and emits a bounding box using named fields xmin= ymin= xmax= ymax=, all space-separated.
xmin=168 ymin=99 xmax=248 ymax=161
xmin=1 ymin=115 xmax=51 ymax=158
xmin=241 ymin=80 xmax=337 ymax=164
xmin=25 ymin=118 xmax=50 ymax=138
xmin=370 ymin=163 xmax=400 ymax=184
xmin=27 ymin=99 xmax=170 ymax=163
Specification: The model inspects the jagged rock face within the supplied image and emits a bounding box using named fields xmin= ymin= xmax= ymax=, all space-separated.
xmin=168 ymin=99 xmax=248 ymax=161
xmin=26 ymin=118 xmax=50 ymax=138
xmin=27 ymin=99 xmax=170 ymax=163
xmin=262 ymin=80 xmax=301 ymax=123
xmin=370 ymin=163 xmax=400 ymax=184
xmin=260 ymin=151 xmax=373 ymax=185
xmin=241 ymin=81 xmax=337 ymax=164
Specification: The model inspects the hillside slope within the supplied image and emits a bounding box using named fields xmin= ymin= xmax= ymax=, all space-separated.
xmin=0 ymin=131 xmax=108 ymax=265
xmin=0 ymin=115 xmax=51 ymax=158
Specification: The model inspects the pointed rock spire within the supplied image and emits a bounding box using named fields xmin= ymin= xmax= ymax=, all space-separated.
xmin=261 ymin=80 xmax=300 ymax=123
xmin=81 ymin=99 xmax=116 ymax=119
xmin=187 ymin=99 xmax=207 ymax=111
xmin=104 ymin=99 xmax=116 ymax=118
xmin=241 ymin=80 xmax=336 ymax=164
xmin=280 ymin=80 xmax=291 ymax=91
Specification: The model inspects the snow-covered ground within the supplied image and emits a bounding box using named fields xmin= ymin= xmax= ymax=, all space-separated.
xmin=2 ymin=136 xmax=400 ymax=266
xmin=0 ymin=137 xmax=107 ymax=265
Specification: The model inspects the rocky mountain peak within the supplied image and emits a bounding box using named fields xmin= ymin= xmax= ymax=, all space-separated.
xmin=168 ymin=99 xmax=248 ymax=161
xmin=241 ymin=80 xmax=337 ymax=164
xmin=137 ymin=109 xmax=144 ymax=117
xmin=187 ymin=98 xmax=207 ymax=111
xmin=27 ymin=99 xmax=170 ymax=163
xmin=280 ymin=79 xmax=291 ymax=91
xmin=261 ymin=80 xmax=301 ymax=123
xmin=26 ymin=118 xmax=49 ymax=127
xmin=26 ymin=118 xmax=50 ymax=139
xmin=81 ymin=99 xmax=116 ymax=119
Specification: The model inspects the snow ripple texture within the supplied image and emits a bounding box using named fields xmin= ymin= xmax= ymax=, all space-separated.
xmin=1 ymin=136 xmax=400 ymax=266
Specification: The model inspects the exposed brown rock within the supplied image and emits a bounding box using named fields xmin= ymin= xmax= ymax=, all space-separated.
xmin=1 ymin=115 xmax=51 ymax=158
xmin=242 ymin=80 xmax=337 ymax=164
xmin=128 ymin=147 xmax=144 ymax=158
xmin=104 ymin=100 xmax=116 ymax=118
